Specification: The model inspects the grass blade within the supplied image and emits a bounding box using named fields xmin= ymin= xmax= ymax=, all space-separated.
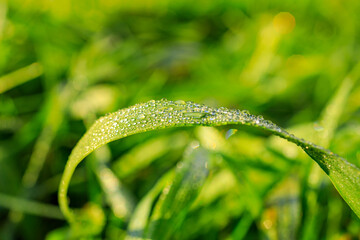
xmin=125 ymin=171 xmax=174 ymax=240
xmin=302 ymin=64 xmax=359 ymax=239
xmin=0 ymin=63 xmax=43 ymax=94
xmin=0 ymin=193 xmax=64 ymax=220
xmin=145 ymin=144 xmax=209 ymax=239
xmin=58 ymin=99 xmax=360 ymax=227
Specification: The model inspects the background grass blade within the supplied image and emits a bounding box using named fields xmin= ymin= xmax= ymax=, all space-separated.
xmin=145 ymin=144 xmax=210 ymax=240
xmin=0 ymin=193 xmax=64 ymax=220
xmin=0 ymin=63 xmax=43 ymax=94
xmin=125 ymin=171 xmax=174 ymax=240
xmin=302 ymin=63 xmax=359 ymax=240
xmin=58 ymin=99 xmax=360 ymax=228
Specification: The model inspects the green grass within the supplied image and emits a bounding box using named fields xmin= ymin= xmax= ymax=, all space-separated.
xmin=1 ymin=0 xmax=360 ymax=239
xmin=59 ymin=99 xmax=360 ymax=238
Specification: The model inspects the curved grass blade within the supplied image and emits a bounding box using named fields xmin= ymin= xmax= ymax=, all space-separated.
xmin=59 ymin=99 xmax=360 ymax=226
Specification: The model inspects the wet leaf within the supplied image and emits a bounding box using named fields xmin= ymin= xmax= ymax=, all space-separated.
xmin=59 ymin=99 xmax=360 ymax=227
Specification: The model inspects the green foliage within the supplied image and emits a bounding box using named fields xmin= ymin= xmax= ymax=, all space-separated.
xmin=1 ymin=0 xmax=360 ymax=239
xmin=146 ymin=146 xmax=210 ymax=239
xmin=59 ymin=99 xmax=360 ymax=237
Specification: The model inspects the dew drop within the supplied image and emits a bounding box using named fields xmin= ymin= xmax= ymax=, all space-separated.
xmin=313 ymin=122 xmax=324 ymax=131
xmin=183 ymin=112 xmax=206 ymax=119
xmin=225 ymin=129 xmax=238 ymax=139
xmin=175 ymin=100 xmax=186 ymax=105
xmin=137 ymin=114 xmax=146 ymax=120
xmin=176 ymin=161 xmax=184 ymax=169
xmin=190 ymin=141 xmax=200 ymax=149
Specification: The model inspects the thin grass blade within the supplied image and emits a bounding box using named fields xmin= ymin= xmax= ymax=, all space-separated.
xmin=146 ymin=145 xmax=210 ymax=239
xmin=58 ymin=99 xmax=360 ymax=226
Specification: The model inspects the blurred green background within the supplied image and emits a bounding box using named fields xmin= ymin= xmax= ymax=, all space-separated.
xmin=0 ymin=0 xmax=360 ymax=239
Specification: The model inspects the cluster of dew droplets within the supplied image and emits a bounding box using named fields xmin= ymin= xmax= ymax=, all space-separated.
xmin=70 ymin=99 xmax=297 ymax=163
xmin=60 ymin=98 xmax=360 ymax=224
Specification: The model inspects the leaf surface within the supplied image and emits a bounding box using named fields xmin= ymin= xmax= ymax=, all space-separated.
xmin=59 ymin=99 xmax=360 ymax=225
